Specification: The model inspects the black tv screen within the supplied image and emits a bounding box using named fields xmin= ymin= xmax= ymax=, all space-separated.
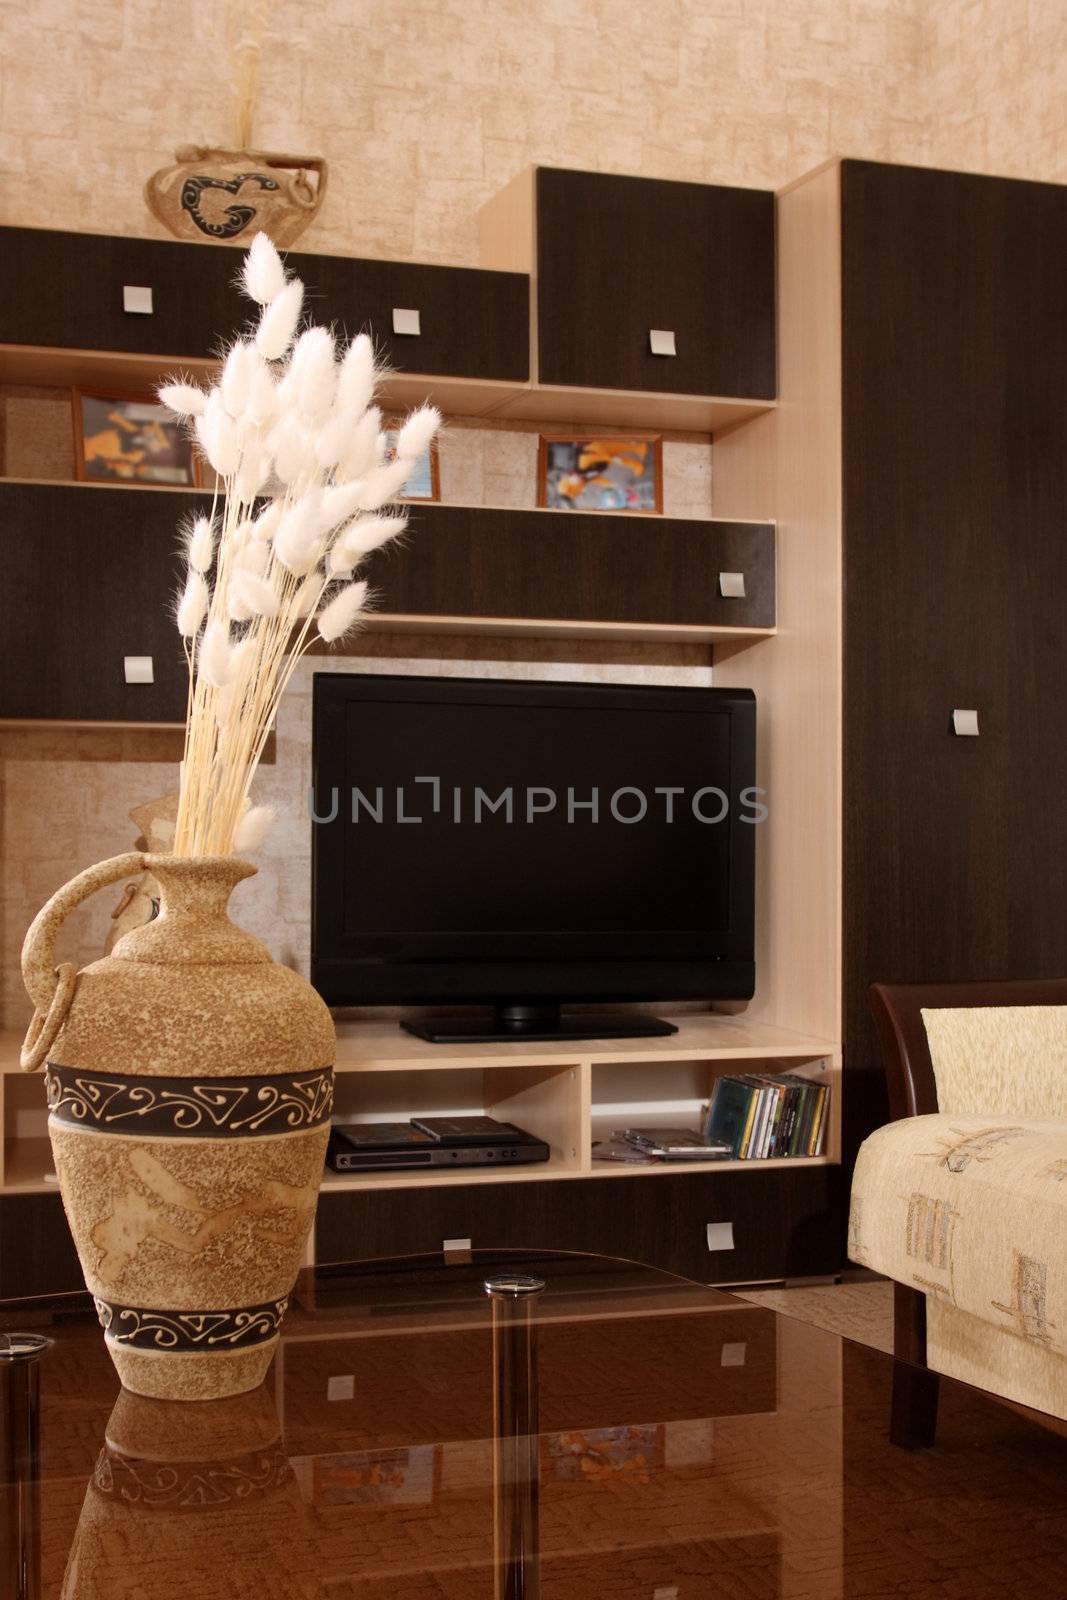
xmin=311 ymin=674 xmax=757 ymax=1013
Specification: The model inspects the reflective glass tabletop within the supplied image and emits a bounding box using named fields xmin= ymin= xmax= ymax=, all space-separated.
xmin=3 ymin=1250 xmax=1067 ymax=1599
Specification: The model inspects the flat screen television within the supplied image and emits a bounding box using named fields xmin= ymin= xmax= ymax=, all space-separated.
xmin=311 ymin=674 xmax=758 ymax=1042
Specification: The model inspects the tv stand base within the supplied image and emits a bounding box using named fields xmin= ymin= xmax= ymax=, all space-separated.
xmin=402 ymin=1003 xmax=679 ymax=1045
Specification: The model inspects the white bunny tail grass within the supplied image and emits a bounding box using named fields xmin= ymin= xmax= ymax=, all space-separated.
xmin=293 ymin=571 xmax=324 ymax=617
xmin=319 ymin=478 xmax=369 ymax=532
xmin=195 ymin=393 xmax=241 ymax=477
xmin=356 ymin=454 xmax=418 ymax=511
xmin=231 ymin=567 xmax=281 ymax=617
xmin=331 ymin=512 xmax=408 ymax=570
xmin=176 ymin=570 xmax=209 ymax=637
xmin=184 ymin=515 xmax=216 ymax=575
xmin=292 ymin=326 xmax=337 ymax=421
xmin=255 ymin=277 xmax=304 ymax=360
xmin=335 ymin=407 xmax=383 ymax=483
xmin=273 ymin=489 xmax=324 ymax=575
xmin=336 ymin=333 xmax=377 ymax=414
xmin=158 ymin=380 xmax=207 ymax=417
xmin=314 ymin=406 xmax=361 ymax=468
xmin=251 ymin=500 xmax=283 ymax=541
xmin=171 ymin=233 xmax=435 ymax=859
xmin=233 ymin=803 xmax=276 ymax=852
xmin=317 ymin=579 xmax=369 ymax=642
xmin=220 ymin=340 xmax=261 ymax=420
xmin=241 ymin=233 xmax=286 ymax=306
xmin=395 ymin=404 xmax=441 ymax=461
xmin=198 ymin=619 xmax=238 ymax=688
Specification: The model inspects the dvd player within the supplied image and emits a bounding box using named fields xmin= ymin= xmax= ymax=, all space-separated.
xmin=327 ymin=1119 xmax=550 ymax=1173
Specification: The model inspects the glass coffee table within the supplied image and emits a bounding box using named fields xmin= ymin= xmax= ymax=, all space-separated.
xmin=3 ymin=1249 xmax=1067 ymax=1599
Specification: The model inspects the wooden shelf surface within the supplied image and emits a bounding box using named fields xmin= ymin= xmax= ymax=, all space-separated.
xmin=0 ymin=1015 xmax=837 ymax=1076
xmin=0 ymin=343 xmax=775 ymax=438
xmin=331 ymin=1013 xmax=837 ymax=1073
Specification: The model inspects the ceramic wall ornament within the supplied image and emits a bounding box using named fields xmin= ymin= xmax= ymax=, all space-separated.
xmin=144 ymin=146 xmax=327 ymax=247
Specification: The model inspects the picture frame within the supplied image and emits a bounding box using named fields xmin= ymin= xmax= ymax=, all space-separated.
xmin=72 ymin=388 xmax=202 ymax=488
xmin=538 ymin=432 xmax=663 ymax=514
xmin=383 ymin=422 xmax=441 ymax=502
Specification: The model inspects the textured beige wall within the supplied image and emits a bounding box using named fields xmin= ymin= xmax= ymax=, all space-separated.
xmin=1 ymin=0 xmax=925 ymax=263
xmin=2 ymin=1 xmax=1061 ymax=264
xmin=919 ymin=0 xmax=1066 ymax=184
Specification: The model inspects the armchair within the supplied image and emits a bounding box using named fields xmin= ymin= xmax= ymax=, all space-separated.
xmin=849 ymin=978 xmax=1067 ymax=1445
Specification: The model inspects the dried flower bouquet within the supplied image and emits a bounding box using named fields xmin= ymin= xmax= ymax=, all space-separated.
xmin=158 ymin=233 xmax=439 ymax=858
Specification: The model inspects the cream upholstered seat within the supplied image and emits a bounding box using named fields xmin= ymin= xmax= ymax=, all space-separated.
xmin=850 ymin=990 xmax=1067 ymax=1426
xmin=851 ymin=1111 xmax=1067 ymax=1417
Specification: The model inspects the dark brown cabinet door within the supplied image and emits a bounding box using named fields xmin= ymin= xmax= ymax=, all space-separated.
xmin=536 ymin=168 xmax=775 ymax=398
xmin=0 ymin=228 xmax=243 ymax=356
xmin=841 ymin=161 xmax=1067 ymax=1126
xmin=0 ymin=482 xmax=192 ymax=721
xmin=287 ymin=250 xmax=529 ymax=381
xmin=366 ymin=506 xmax=776 ymax=630
xmin=0 ymin=227 xmax=529 ymax=381
xmin=317 ymin=1165 xmax=841 ymax=1283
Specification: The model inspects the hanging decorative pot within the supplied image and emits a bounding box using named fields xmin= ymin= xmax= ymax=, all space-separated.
xmin=20 ymin=852 xmax=334 ymax=1401
xmin=144 ymin=145 xmax=328 ymax=246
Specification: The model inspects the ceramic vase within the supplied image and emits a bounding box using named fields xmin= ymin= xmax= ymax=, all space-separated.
xmin=20 ymin=853 xmax=334 ymax=1400
xmin=144 ymin=145 xmax=327 ymax=246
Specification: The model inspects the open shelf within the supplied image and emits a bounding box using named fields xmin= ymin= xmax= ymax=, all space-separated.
xmin=0 ymin=343 xmax=775 ymax=439
xmin=0 ymin=1017 xmax=841 ymax=1200
xmin=332 ymin=1014 xmax=835 ymax=1071
xmin=3 ymin=1137 xmax=57 ymax=1194
xmin=0 ymin=343 xmax=527 ymax=422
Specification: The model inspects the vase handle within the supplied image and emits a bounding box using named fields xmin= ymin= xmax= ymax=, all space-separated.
xmin=20 ymin=853 xmax=145 ymax=1070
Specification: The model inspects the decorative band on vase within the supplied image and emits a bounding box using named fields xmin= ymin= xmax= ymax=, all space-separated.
xmin=95 ymin=1297 xmax=288 ymax=1351
xmin=46 ymin=1062 xmax=333 ymax=1136
xmin=93 ymin=1443 xmax=293 ymax=1510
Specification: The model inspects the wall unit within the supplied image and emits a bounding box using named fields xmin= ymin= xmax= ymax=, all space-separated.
xmin=535 ymin=168 xmax=775 ymax=398
xmin=0 ymin=199 xmax=775 ymax=431
xmin=0 ymin=482 xmax=777 ymax=724
xmin=0 ymin=168 xmax=848 ymax=1296
xmin=0 ymin=1014 xmax=840 ymax=1296
xmin=0 ymin=225 xmax=530 ymax=384
xmin=0 ymin=481 xmax=194 ymax=722
xmin=363 ymin=504 xmax=775 ymax=635
xmin=715 ymin=157 xmax=1067 ymax=1188
xmin=479 ymin=166 xmax=777 ymax=432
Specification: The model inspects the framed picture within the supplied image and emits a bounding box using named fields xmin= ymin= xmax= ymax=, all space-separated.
xmin=383 ymin=423 xmax=440 ymax=502
xmin=538 ymin=432 xmax=663 ymax=513
xmin=72 ymin=388 xmax=202 ymax=487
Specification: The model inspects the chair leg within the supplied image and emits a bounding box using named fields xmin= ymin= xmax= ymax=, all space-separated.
xmin=890 ymin=1283 xmax=940 ymax=1448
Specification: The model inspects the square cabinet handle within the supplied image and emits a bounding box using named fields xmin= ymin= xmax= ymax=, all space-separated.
xmin=719 ymin=571 xmax=746 ymax=599
xmin=951 ymin=708 xmax=979 ymax=736
xmin=123 ymin=655 xmax=154 ymax=684
xmin=123 ymin=285 xmax=154 ymax=315
xmin=649 ymin=328 xmax=676 ymax=357
xmin=392 ymin=307 xmax=421 ymax=336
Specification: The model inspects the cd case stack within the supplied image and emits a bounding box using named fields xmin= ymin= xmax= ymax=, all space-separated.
xmin=705 ymin=1073 xmax=829 ymax=1160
